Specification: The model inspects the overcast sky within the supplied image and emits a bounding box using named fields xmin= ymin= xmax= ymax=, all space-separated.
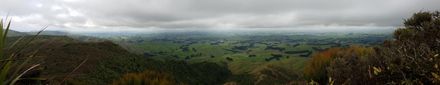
xmin=1 ymin=0 xmax=440 ymax=32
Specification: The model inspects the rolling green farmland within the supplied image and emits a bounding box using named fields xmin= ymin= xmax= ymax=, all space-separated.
xmin=105 ymin=32 xmax=391 ymax=74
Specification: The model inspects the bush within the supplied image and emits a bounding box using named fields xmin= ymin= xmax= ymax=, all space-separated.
xmin=367 ymin=11 xmax=440 ymax=84
xmin=112 ymin=70 xmax=178 ymax=85
xmin=81 ymin=55 xmax=232 ymax=85
xmin=251 ymin=65 xmax=302 ymax=85
xmin=303 ymin=47 xmax=341 ymax=83
xmin=326 ymin=46 xmax=376 ymax=84
xmin=323 ymin=11 xmax=440 ymax=84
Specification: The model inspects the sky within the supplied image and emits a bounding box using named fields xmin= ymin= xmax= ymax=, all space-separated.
xmin=1 ymin=0 xmax=440 ymax=32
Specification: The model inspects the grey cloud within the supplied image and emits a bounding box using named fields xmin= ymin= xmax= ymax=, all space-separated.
xmin=1 ymin=0 xmax=440 ymax=32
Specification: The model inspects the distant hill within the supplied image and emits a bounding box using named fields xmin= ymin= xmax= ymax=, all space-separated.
xmin=6 ymin=30 xmax=27 ymax=36
xmin=26 ymin=31 xmax=71 ymax=36
xmin=6 ymin=36 xmax=133 ymax=83
xmin=17 ymin=30 xmax=109 ymax=43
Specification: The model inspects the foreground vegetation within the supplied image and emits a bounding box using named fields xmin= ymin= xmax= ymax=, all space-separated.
xmin=305 ymin=11 xmax=440 ymax=84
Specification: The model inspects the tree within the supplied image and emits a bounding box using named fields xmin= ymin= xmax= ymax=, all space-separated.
xmin=394 ymin=11 xmax=440 ymax=51
xmin=369 ymin=11 xmax=440 ymax=84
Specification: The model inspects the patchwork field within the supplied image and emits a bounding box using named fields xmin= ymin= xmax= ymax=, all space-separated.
xmin=106 ymin=32 xmax=391 ymax=74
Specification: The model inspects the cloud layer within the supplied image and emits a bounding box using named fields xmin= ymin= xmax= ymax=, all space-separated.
xmin=1 ymin=0 xmax=440 ymax=32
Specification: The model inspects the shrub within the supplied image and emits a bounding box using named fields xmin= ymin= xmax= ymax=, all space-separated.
xmin=326 ymin=46 xmax=376 ymax=84
xmin=111 ymin=70 xmax=178 ymax=85
xmin=324 ymin=11 xmax=440 ymax=84
xmin=367 ymin=11 xmax=440 ymax=84
xmin=82 ymin=55 xmax=232 ymax=85
xmin=251 ymin=65 xmax=302 ymax=85
xmin=303 ymin=47 xmax=341 ymax=83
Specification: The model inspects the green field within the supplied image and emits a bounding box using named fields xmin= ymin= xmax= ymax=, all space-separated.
xmin=107 ymin=32 xmax=391 ymax=74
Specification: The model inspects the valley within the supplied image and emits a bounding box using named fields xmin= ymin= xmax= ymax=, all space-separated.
xmin=105 ymin=32 xmax=392 ymax=74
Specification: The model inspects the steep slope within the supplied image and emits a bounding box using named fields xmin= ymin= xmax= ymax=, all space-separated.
xmin=6 ymin=36 xmax=134 ymax=83
xmin=6 ymin=35 xmax=232 ymax=85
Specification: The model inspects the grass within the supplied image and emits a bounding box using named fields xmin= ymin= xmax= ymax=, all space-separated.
xmin=130 ymin=36 xmax=340 ymax=74
xmin=162 ymin=40 xmax=311 ymax=74
xmin=0 ymin=18 xmax=41 ymax=85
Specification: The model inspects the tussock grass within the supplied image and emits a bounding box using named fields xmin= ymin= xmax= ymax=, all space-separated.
xmin=0 ymin=18 xmax=88 ymax=84
xmin=0 ymin=18 xmax=45 ymax=85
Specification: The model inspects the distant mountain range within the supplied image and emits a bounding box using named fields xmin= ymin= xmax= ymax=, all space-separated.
xmin=6 ymin=30 xmax=72 ymax=36
xmin=8 ymin=30 xmax=75 ymax=36
xmin=6 ymin=30 xmax=28 ymax=36
xmin=26 ymin=31 xmax=71 ymax=36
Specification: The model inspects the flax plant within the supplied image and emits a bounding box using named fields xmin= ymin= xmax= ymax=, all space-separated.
xmin=0 ymin=18 xmax=44 ymax=85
